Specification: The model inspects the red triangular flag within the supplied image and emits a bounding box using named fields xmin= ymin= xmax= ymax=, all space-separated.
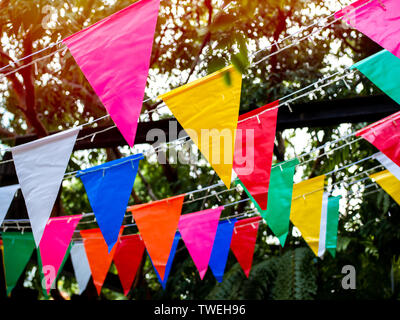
xmin=39 ymin=215 xmax=82 ymax=294
xmin=230 ymin=217 xmax=262 ymax=278
xmin=335 ymin=0 xmax=400 ymax=59
xmin=127 ymin=195 xmax=185 ymax=281
xmin=178 ymin=207 xmax=223 ymax=279
xmin=356 ymin=110 xmax=400 ymax=167
xmin=63 ymin=0 xmax=161 ymax=146
xmin=233 ymin=101 xmax=279 ymax=210
xmin=80 ymin=227 xmax=124 ymax=295
xmin=113 ymin=234 xmax=145 ymax=296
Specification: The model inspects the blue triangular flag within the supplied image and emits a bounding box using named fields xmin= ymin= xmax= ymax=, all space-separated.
xmin=77 ymin=154 xmax=143 ymax=252
xmin=209 ymin=219 xmax=237 ymax=283
xmin=150 ymin=232 xmax=180 ymax=290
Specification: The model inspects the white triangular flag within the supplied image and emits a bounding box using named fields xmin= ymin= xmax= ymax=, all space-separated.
xmin=11 ymin=127 xmax=81 ymax=246
xmin=71 ymin=242 xmax=92 ymax=295
xmin=373 ymin=152 xmax=400 ymax=181
xmin=318 ymin=192 xmax=329 ymax=258
xmin=0 ymin=184 xmax=19 ymax=225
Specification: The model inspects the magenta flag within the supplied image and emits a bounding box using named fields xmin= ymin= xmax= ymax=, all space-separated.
xmin=178 ymin=207 xmax=223 ymax=280
xmin=39 ymin=215 xmax=82 ymax=294
xmin=335 ymin=0 xmax=400 ymax=59
xmin=63 ymin=0 xmax=161 ymax=146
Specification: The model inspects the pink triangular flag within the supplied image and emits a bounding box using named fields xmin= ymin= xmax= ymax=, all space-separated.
xmin=335 ymin=0 xmax=400 ymax=59
xmin=39 ymin=215 xmax=82 ymax=294
xmin=63 ymin=0 xmax=161 ymax=146
xmin=230 ymin=217 xmax=262 ymax=278
xmin=178 ymin=207 xmax=223 ymax=280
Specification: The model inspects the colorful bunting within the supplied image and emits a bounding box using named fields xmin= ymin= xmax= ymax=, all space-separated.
xmin=233 ymin=101 xmax=279 ymax=210
xmin=318 ymin=194 xmax=341 ymax=258
xmin=11 ymin=127 xmax=81 ymax=246
xmin=178 ymin=207 xmax=223 ymax=279
xmin=237 ymin=159 xmax=298 ymax=247
xmin=150 ymin=232 xmax=181 ymax=290
xmin=113 ymin=234 xmax=145 ymax=296
xmin=290 ymin=175 xmax=325 ymax=256
xmin=0 ymin=184 xmax=19 ymax=225
xmin=356 ymin=110 xmax=400 ymax=167
xmin=128 ymin=195 xmax=185 ymax=281
xmin=38 ymin=215 xmax=82 ymax=294
xmin=209 ymin=219 xmax=237 ymax=283
xmin=351 ymin=50 xmax=400 ymax=104
xmin=336 ymin=0 xmax=400 ymax=59
xmin=373 ymin=152 xmax=400 ymax=181
xmin=80 ymin=227 xmax=124 ymax=295
xmin=370 ymin=170 xmax=400 ymax=205
xmin=77 ymin=154 xmax=143 ymax=251
xmin=230 ymin=217 xmax=262 ymax=278
xmin=159 ymin=65 xmax=242 ymax=188
xmin=2 ymin=232 xmax=36 ymax=296
xmin=70 ymin=242 xmax=92 ymax=295
xmin=63 ymin=0 xmax=161 ymax=146
xmin=325 ymin=196 xmax=341 ymax=258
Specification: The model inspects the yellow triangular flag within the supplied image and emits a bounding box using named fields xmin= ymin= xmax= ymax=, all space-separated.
xmin=290 ymin=175 xmax=325 ymax=256
xmin=370 ymin=170 xmax=400 ymax=205
xmin=159 ymin=65 xmax=242 ymax=188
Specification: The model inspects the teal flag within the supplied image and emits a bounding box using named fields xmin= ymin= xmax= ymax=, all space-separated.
xmin=325 ymin=196 xmax=341 ymax=258
xmin=2 ymin=232 xmax=36 ymax=296
xmin=351 ymin=50 xmax=400 ymax=105
xmin=236 ymin=158 xmax=298 ymax=247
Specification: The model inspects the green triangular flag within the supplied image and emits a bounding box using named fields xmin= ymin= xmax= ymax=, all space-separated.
xmin=325 ymin=196 xmax=341 ymax=258
xmin=236 ymin=158 xmax=298 ymax=247
xmin=351 ymin=50 xmax=400 ymax=105
xmin=2 ymin=232 xmax=36 ymax=296
xmin=37 ymin=243 xmax=72 ymax=299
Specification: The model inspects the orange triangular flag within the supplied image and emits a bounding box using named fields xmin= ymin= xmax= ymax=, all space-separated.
xmin=80 ymin=227 xmax=124 ymax=295
xmin=127 ymin=195 xmax=184 ymax=281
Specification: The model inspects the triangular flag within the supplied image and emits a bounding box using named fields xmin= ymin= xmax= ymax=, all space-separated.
xmin=113 ymin=234 xmax=145 ymax=296
xmin=0 ymin=184 xmax=19 ymax=225
xmin=178 ymin=207 xmax=223 ymax=279
xmin=128 ymin=195 xmax=184 ymax=281
xmin=370 ymin=170 xmax=400 ymax=205
xmin=38 ymin=215 xmax=82 ymax=294
xmin=336 ymin=0 xmax=400 ymax=59
xmin=11 ymin=127 xmax=81 ymax=246
xmin=373 ymin=152 xmax=400 ymax=181
xmin=237 ymin=159 xmax=298 ymax=247
xmin=70 ymin=242 xmax=92 ymax=295
xmin=233 ymin=101 xmax=279 ymax=210
xmin=149 ymin=232 xmax=181 ymax=290
xmin=351 ymin=50 xmax=400 ymax=104
xmin=290 ymin=175 xmax=325 ymax=256
xmin=325 ymin=196 xmax=341 ymax=258
xmin=209 ymin=219 xmax=237 ymax=283
xmin=159 ymin=65 xmax=242 ymax=188
xmin=2 ymin=232 xmax=35 ymax=296
xmin=318 ymin=192 xmax=329 ymax=258
xmin=80 ymin=227 xmax=124 ymax=295
xmin=230 ymin=216 xmax=262 ymax=278
xmin=63 ymin=0 xmax=161 ymax=146
xmin=356 ymin=111 xmax=400 ymax=167
xmin=77 ymin=154 xmax=143 ymax=251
